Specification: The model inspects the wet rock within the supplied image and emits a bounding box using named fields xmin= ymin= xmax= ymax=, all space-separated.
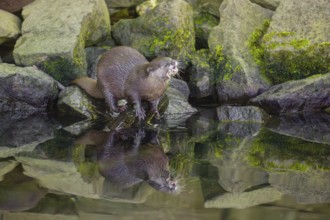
xmin=208 ymin=0 xmax=273 ymax=103
xmin=112 ymin=0 xmax=195 ymax=60
xmin=57 ymin=86 xmax=106 ymax=120
xmin=259 ymin=0 xmax=330 ymax=84
xmin=217 ymin=106 xmax=269 ymax=123
xmin=250 ymin=73 xmax=330 ymax=115
xmin=266 ymin=113 xmax=330 ymax=145
xmin=0 ymin=64 xmax=59 ymax=112
xmin=205 ymin=187 xmax=282 ymax=209
xmin=188 ymin=50 xmax=217 ymax=99
xmin=269 ymin=172 xmax=330 ymax=204
xmin=164 ymin=87 xmax=197 ymax=116
xmin=0 ymin=10 xmax=21 ymax=45
xmin=0 ymin=0 xmax=34 ymax=13
xmin=250 ymin=0 xmax=280 ymax=10
xmin=13 ymin=0 xmax=110 ymax=85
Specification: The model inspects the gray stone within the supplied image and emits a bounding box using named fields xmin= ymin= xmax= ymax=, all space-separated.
xmin=217 ymin=106 xmax=269 ymax=123
xmin=164 ymin=87 xmax=197 ymax=115
xmin=0 ymin=0 xmax=34 ymax=13
xmin=112 ymin=0 xmax=195 ymax=60
xmin=13 ymin=0 xmax=110 ymax=85
xmin=56 ymin=86 xmax=106 ymax=120
xmin=260 ymin=0 xmax=330 ymax=84
xmin=250 ymin=73 xmax=330 ymax=114
xmin=0 ymin=64 xmax=59 ymax=112
xmin=188 ymin=50 xmax=216 ymax=99
xmin=208 ymin=0 xmax=273 ymax=103
xmin=0 ymin=9 xmax=21 ymax=45
xmin=250 ymin=0 xmax=280 ymax=10
xmin=169 ymin=78 xmax=190 ymax=100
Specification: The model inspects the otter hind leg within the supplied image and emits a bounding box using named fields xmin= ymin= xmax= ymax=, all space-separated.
xmin=103 ymin=88 xmax=120 ymax=113
xmin=149 ymin=98 xmax=161 ymax=119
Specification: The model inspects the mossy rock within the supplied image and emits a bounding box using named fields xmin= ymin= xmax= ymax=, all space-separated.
xmin=112 ymin=0 xmax=195 ymax=60
xmin=248 ymin=0 xmax=330 ymax=84
xmin=193 ymin=12 xmax=218 ymax=49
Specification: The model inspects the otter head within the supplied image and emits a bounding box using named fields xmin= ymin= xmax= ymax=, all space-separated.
xmin=146 ymin=57 xmax=179 ymax=81
xmin=146 ymin=170 xmax=178 ymax=193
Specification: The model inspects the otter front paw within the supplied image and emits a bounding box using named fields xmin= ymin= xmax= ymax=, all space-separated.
xmin=135 ymin=108 xmax=146 ymax=121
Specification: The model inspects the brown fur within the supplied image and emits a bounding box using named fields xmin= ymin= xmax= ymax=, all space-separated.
xmin=72 ymin=46 xmax=178 ymax=120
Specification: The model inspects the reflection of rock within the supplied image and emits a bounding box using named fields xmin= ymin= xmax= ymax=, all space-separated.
xmin=0 ymin=160 xmax=19 ymax=181
xmin=217 ymin=106 xmax=269 ymax=123
xmin=218 ymin=122 xmax=262 ymax=139
xmin=0 ymin=114 xmax=56 ymax=158
xmin=266 ymin=113 xmax=330 ymax=145
xmin=0 ymin=166 xmax=47 ymax=211
xmin=269 ymin=172 xmax=330 ymax=204
xmin=205 ymin=186 xmax=282 ymax=209
xmin=248 ymin=129 xmax=330 ymax=171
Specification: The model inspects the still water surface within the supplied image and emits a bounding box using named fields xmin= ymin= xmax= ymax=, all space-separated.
xmin=0 ymin=108 xmax=329 ymax=220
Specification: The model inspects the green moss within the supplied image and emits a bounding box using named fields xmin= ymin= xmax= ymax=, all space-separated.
xmin=248 ymin=19 xmax=330 ymax=84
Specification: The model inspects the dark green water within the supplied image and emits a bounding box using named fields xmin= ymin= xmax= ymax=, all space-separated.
xmin=0 ymin=109 xmax=329 ymax=220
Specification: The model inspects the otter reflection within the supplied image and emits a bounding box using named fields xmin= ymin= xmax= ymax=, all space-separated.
xmin=79 ymin=128 xmax=178 ymax=193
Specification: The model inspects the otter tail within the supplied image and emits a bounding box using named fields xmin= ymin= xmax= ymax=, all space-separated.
xmin=72 ymin=77 xmax=104 ymax=99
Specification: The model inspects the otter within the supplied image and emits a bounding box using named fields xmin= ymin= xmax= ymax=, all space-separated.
xmin=72 ymin=46 xmax=179 ymax=120
xmin=76 ymin=128 xmax=179 ymax=193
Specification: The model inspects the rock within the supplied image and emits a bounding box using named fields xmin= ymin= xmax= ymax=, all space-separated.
xmin=188 ymin=50 xmax=217 ymax=99
xmin=0 ymin=10 xmax=21 ymax=45
xmin=164 ymin=87 xmax=197 ymax=115
xmin=250 ymin=0 xmax=280 ymax=10
xmin=0 ymin=64 xmax=59 ymax=113
xmin=186 ymin=0 xmax=224 ymax=18
xmin=105 ymin=0 xmax=145 ymax=8
xmin=112 ymin=0 xmax=195 ymax=60
xmin=205 ymin=187 xmax=282 ymax=209
xmin=250 ymin=73 xmax=330 ymax=115
xmin=56 ymin=86 xmax=106 ymax=120
xmin=13 ymin=0 xmax=110 ymax=85
xmin=136 ymin=0 xmax=157 ymax=16
xmin=0 ymin=0 xmax=34 ymax=13
xmin=217 ymin=106 xmax=269 ymax=123
xmin=266 ymin=113 xmax=330 ymax=145
xmin=0 ymin=161 xmax=19 ymax=181
xmin=85 ymin=47 xmax=109 ymax=78
xmin=257 ymin=0 xmax=330 ymax=84
xmin=169 ymin=78 xmax=190 ymax=100
xmin=193 ymin=12 xmax=218 ymax=49
xmin=208 ymin=0 xmax=273 ymax=103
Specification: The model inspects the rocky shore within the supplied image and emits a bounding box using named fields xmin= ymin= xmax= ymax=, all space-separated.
xmin=0 ymin=0 xmax=329 ymax=125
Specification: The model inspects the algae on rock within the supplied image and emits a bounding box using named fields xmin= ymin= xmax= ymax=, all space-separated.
xmin=13 ymin=0 xmax=111 ymax=85
xmin=112 ymin=0 xmax=195 ymax=60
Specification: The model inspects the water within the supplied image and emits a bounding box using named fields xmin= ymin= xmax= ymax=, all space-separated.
xmin=0 ymin=108 xmax=330 ymax=220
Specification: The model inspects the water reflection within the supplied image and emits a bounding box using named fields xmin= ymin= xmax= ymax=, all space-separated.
xmin=0 ymin=109 xmax=329 ymax=219
xmin=77 ymin=128 xmax=179 ymax=194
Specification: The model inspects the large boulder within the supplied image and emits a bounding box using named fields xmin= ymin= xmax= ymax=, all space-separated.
xmin=0 ymin=64 xmax=59 ymax=113
xmin=217 ymin=106 xmax=269 ymax=123
xmin=0 ymin=0 xmax=34 ymax=13
xmin=254 ymin=0 xmax=330 ymax=84
xmin=0 ymin=10 xmax=21 ymax=45
xmin=250 ymin=73 xmax=330 ymax=115
xmin=208 ymin=0 xmax=273 ymax=104
xmin=112 ymin=0 xmax=195 ymax=60
xmin=13 ymin=0 xmax=110 ymax=85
